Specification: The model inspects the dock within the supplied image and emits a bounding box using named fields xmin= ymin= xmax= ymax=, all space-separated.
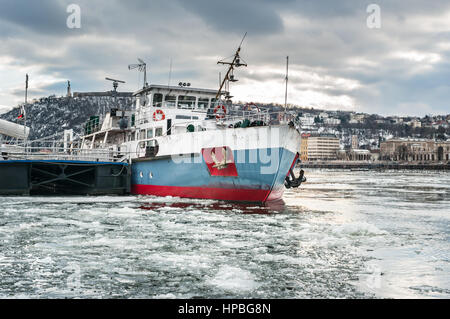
xmin=0 ymin=134 xmax=130 ymax=195
xmin=0 ymin=160 xmax=130 ymax=195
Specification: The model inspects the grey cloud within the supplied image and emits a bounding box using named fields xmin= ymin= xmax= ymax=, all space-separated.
xmin=0 ymin=0 xmax=68 ymax=34
xmin=175 ymin=0 xmax=285 ymax=35
xmin=0 ymin=0 xmax=450 ymax=115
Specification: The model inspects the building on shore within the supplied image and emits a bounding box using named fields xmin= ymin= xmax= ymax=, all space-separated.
xmin=380 ymin=139 xmax=450 ymax=162
xmin=300 ymin=133 xmax=310 ymax=162
xmin=407 ymin=119 xmax=422 ymax=128
xmin=302 ymin=134 xmax=340 ymax=161
xmin=338 ymin=148 xmax=373 ymax=161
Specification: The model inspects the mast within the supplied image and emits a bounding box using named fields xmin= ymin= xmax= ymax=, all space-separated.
xmin=105 ymin=77 xmax=126 ymax=113
xmin=216 ymin=33 xmax=248 ymax=100
xmin=284 ymin=56 xmax=289 ymax=114
xmin=168 ymin=58 xmax=173 ymax=88
xmin=24 ymin=74 xmax=28 ymax=145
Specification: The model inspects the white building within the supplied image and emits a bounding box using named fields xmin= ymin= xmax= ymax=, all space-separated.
xmin=324 ymin=118 xmax=341 ymax=125
xmin=408 ymin=120 xmax=422 ymax=128
xmin=300 ymin=114 xmax=315 ymax=126
xmin=319 ymin=112 xmax=329 ymax=119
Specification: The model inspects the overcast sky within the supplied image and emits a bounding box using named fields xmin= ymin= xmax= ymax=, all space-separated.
xmin=1 ymin=0 xmax=450 ymax=116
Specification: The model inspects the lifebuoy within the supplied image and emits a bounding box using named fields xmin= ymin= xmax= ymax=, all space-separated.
xmin=214 ymin=105 xmax=227 ymax=120
xmin=153 ymin=109 xmax=165 ymax=121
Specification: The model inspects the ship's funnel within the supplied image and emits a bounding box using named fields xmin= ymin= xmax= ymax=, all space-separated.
xmin=0 ymin=118 xmax=30 ymax=139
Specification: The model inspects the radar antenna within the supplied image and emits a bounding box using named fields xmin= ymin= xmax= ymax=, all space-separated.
xmin=104 ymin=77 xmax=126 ymax=113
xmin=216 ymin=32 xmax=248 ymax=100
xmin=105 ymin=77 xmax=126 ymax=93
xmin=128 ymin=58 xmax=148 ymax=89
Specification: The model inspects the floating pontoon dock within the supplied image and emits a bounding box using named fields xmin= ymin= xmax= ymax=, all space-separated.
xmin=0 ymin=130 xmax=130 ymax=196
xmin=0 ymin=159 xmax=130 ymax=195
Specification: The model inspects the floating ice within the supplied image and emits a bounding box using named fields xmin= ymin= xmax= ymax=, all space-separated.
xmin=208 ymin=266 xmax=259 ymax=292
xmin=332 ymin=222 xmax=388 ymax=237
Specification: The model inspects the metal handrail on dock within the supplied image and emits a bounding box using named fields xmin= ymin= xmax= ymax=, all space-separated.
xmin=1 ymin=146 xmax=130 ymax=163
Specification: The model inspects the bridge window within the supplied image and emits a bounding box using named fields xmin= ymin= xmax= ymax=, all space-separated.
xmin=139 ymin=129 xmax=146 ymax=140
xmin=155 ymin=127 xmax=163 ymax=137
xmin=153 ymin=93 xmax=163 ymax=107
xmin=210 ymin=98 xmax=218 ymax=108
xmin=198 ymin=98 xmax=209 ymax=109
xmin=178 ymin=96 xmax=196 ymax=109
xmin=165 ymin=95 xmax=177 ymax=108
xmin=176 ymin=115 xmax=199 ymax=120
xmin=147 ymin=129 xmax=153 ymax=139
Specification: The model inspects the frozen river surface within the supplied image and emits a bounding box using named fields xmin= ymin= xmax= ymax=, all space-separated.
xmin=0 ymin=169 xmax=449 ymax=298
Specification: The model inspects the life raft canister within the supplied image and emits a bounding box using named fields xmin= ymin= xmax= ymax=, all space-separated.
xmin=153 ymin=109 xmax=165 ymax=121
xmin=278 ymin=112 xmax=283 ymax=122
xmin=244 ymin=102 xmax=260 ymax=113
xmin=214 ymin=105 xmax=227 ymax=120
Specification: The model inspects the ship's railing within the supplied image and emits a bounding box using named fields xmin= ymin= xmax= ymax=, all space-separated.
xmin=1 ymin=144 xmax=130 ymax=163
xmin=136 ymin=102 xmax=296 ymax=126
xmin=219 ymin=110 xmax=297 ymax=125
xmin=220 ymin=109 xmax=270 ymax=123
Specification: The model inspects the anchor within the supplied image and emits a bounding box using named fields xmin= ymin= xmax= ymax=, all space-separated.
xmin=285 ymin=153 xmax=307 ymax=189
xmin=285 ymin=168 xmax=306 ymax=189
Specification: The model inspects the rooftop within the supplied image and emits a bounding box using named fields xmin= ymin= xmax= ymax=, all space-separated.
xmin=133 ymin=84 xmax=227 ymax=96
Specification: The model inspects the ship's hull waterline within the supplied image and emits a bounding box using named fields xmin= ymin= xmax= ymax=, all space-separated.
xmin=130 ymin=125 xmax=301 ymax=203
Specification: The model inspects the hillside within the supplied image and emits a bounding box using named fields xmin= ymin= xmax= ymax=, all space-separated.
xmin=0 ymin=95 xmax=134 ymax=140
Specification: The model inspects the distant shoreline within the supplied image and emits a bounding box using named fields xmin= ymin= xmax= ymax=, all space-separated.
xmin=300 ymin=161 xmax=450 ymax=170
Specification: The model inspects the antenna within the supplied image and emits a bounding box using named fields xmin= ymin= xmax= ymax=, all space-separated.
xmin=128 ymin=58 xmax=147 ymax=89
xmin=238 ymin=32 xmax=247 ymax=49
xmin=105 ymin=77 xmax=125 ymax=92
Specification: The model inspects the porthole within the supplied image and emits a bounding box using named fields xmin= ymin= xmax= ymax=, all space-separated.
xmin=149 ymin=172 xmax=153 ymax=179
xmin=139 ymin=171 xmax=143 ymax=178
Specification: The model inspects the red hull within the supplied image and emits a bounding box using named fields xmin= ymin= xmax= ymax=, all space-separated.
xmin=131 ymin=184 xmax=284 ymax=203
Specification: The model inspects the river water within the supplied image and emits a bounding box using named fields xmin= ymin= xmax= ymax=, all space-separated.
xmin=0 ymin=169 xmax=449 ymax=299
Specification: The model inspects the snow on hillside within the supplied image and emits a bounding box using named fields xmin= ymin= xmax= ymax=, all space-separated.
xmin=0 ymin=95 xmax=135 ymax=140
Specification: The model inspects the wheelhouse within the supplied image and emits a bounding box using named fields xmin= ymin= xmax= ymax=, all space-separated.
xmin=134 ymin=84 xmax=225 ymax=111
xmin=132 ymin=84 xmax=228 ymax=139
